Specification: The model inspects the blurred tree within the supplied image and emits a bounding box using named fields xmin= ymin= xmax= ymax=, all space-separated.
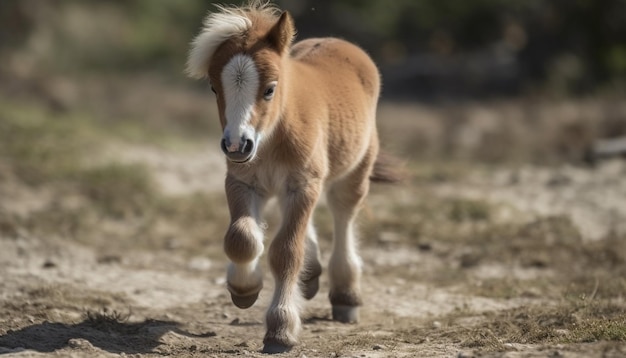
xmin=1 ymin=0 xmax=624 ymax=97
xmin=0 ymin=1 xmax=36 ymax=49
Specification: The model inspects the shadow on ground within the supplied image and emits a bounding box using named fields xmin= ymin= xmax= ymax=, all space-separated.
xmin=0 ymin=318 xmax=215 ymax=355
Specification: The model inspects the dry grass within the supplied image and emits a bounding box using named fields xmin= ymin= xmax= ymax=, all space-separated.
xmin=460 ymin=300 xmax=626 ymax=349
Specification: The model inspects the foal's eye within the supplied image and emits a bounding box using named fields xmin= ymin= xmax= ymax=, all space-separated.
xmin=263 ymin=82 xmax=277 ymax=101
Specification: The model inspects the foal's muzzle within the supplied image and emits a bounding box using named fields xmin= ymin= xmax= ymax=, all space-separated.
xmin=221 ymin=136 xmax=255 ymax=163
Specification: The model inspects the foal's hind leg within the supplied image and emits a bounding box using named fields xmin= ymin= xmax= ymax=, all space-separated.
xmin=223 ymin=175 xmax=266 ymax=309
xmin=327 ymin=149 xmax=376 ymax=323
xmin=299 ymin=220 xmax=322 ymax=300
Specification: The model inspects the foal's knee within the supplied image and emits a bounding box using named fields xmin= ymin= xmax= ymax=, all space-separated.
xmin=224 ymin=217 xmax=263 ymax=264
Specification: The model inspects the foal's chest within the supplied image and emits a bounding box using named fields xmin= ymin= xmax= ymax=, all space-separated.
xmin=233 ymin=163 xmax=289 ymax=198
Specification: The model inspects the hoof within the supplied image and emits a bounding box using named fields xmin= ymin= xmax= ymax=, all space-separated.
xmin=227 ymin=283 xmax=261 ymax=309
xmin=230 ymin=291 xmax=259 ymax=309
xmin=301 ymin=276 xmax=319 ymax=300
xmin=262 ymin=342 xmax=292 ymax=354
xmin=230 ymin=292 xmax=259 ymax=309
xmin=332 ymin=305 xmax=359 ymax=323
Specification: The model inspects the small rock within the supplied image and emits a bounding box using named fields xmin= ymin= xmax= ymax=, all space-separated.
xmin=432 ymin=321 xmax=442 ymax=329
xmin=457 ymin=351 xmax=474 ymax=358
xmin=459 ymin=252 xmax=481 ymax=268
xmin=547 ymin=173 xmax=571 ymax=187
xmin=372 ymin=344 xmax=386 ymax=350
xmin=417 ymin=242 xmax=433 ymax=251
xmin=97 ymin=255 xmax=121 ymax=264
xmin=67 ymin=338 xmax=94 ymax=350
xmin=229 ymin=318 xmax=240 ymax=325
xmin=42 ymin=260 xmax=57 ymax=269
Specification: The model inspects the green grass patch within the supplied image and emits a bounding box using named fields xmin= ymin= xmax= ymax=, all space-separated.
xmin=0 ymin=99 xmax=229 ymax=255
xmin=568 ymin=316 xmax=626 ymax=343
xmin=448 ymin=198 xmax=491 ymax=222
xmin=0 ymin=100 xmax=101 ymax=185
xmin=364 ymin=189 xmax=497 ymax=245
xmin=380 ymin=300 xmax=626 ymax=352
xmin=0 ymin=99 xmax=204 ymax=186
xmin=460 ymin=301 xmax=626 ymax=350
xmin=76 ymin=163 xmax=157 ymax=219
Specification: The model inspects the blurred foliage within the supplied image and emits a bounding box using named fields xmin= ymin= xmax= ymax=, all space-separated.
xmin=1 ymin=0 xmax=625 ymax=97
xmin=77 ymin=163 xmax=157 ymax=219
xmin=0 ymin=99 xmax=97 ymax=185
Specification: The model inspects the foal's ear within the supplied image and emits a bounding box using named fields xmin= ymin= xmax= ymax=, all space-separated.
xmin=266 ymin=11 xmax=295 ymax=54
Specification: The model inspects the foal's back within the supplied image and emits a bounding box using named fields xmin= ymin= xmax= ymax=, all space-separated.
xmin=289 ymin=38 xmax=381 ymax=179
xmin=291 ymin=38 xmax=380 ymax=99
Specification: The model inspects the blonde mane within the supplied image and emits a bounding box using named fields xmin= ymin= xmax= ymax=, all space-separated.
xmin=186 ymin=1 xmax=280 ymax=79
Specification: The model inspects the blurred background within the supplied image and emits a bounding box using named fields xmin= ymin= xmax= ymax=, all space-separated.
xmin=1 ymin=0 xmax=626 ymax=166
xmin=3 ymin=0 xmax=626 ymax=97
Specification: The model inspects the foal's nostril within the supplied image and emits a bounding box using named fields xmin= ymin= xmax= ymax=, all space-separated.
xmin=242 ymin=139 xmax=254 ymax=155
xmin=221 ymin=136 xmax=255 ymax=162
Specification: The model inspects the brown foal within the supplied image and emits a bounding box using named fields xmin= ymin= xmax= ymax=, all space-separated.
xmin=187 ymin=1 xmax=400 ymax=353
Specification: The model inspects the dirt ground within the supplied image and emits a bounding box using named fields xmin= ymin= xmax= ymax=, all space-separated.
xmin=1 ymin=75 xmax=625 ymax=357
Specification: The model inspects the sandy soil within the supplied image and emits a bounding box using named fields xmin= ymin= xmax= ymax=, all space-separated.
xmin=1 ymin=131 xmax=625 ymax=358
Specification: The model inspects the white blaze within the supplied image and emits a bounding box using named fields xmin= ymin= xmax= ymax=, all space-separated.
xmin=221 ymin=54 xmax=259 ymax=152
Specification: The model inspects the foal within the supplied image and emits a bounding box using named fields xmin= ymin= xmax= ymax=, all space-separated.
xmin=187 ymin=2 xmax=399 ymax=353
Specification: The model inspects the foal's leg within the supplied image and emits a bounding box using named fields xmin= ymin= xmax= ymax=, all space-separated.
xmin=299 ymin=220 xmax=322 ymax=300
xmin=223 ymin=174 xmax=266 ymax=309
xmin=263 ymin=179 xmax=321 ymax=353
xmin=327 ymin=151 xmax=375 ymax=323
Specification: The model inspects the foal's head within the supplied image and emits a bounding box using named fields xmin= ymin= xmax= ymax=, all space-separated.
xmin=187 ymin=3 xmax=295 ymax=164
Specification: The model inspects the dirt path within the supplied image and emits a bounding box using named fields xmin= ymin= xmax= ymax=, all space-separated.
xmin=1 ymin=140 xmax=625 ymax=357
xmin=0 ymin=223 xmax=555 ymax=358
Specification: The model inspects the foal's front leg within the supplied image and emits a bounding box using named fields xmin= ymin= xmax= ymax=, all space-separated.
xmin=263 ymin=180 xmax=321 ymax=354
xmin=223 ymin=174 xmax=266 ymax=309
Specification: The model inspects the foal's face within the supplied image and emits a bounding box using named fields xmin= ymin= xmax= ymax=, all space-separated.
xmin=208 ymin=47 xmax=283 ymax=164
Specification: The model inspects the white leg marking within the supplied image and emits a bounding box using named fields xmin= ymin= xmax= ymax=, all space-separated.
xmin=329 ymin=212 xmax=362 ymax=288
xmin=227 ymin=196 xmax=266 ymax=294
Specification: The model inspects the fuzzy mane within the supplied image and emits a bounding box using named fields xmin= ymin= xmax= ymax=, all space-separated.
xmin=186 ymin=1 xmax=281 ymax=79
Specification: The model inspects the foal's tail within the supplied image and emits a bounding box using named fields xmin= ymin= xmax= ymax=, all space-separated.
xmin=370 ymin=150 xmax=408 ymax=184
